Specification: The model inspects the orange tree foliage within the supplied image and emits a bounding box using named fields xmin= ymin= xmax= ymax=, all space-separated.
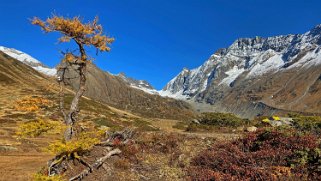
xmin=31 ymin=15 xmax=114 ymax=55
xmin=14 ymin=96 xmax=53 ymax=112
xmin=188 ymin=129 xmax=321 ymax=180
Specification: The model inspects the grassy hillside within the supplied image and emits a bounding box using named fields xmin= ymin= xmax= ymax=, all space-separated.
xmin=64 ymin=63 xmax=195 ymax=120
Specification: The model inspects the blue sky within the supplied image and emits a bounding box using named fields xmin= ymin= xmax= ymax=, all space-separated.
xmin=1 ymin=0 xmax=321 ymax=89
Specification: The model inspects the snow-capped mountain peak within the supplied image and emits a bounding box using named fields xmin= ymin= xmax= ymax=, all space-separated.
xmin=160 ymin=24 xmax=321 ymax=100
xmin=0 ymin=46 xmax=57 ymax=76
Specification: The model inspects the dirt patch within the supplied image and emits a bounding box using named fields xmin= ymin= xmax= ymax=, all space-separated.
xmin=0 ymin=154 xmax=51 ymax=181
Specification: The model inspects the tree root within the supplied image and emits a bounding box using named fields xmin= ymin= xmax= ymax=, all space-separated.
xmin=73 ymin=152 xmax=93 ymax=172
xmin=48 ymin=155 xmax=67 ymax=176
xmin=48 ymin=128 xmax=135 ymax=180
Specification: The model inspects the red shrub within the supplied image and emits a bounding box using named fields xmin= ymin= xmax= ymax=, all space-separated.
xmin=188 ymin=129 xmax=320 ymax=180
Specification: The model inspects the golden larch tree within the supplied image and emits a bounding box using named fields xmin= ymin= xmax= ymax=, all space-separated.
xmin=32 ymin=15 xmax=114 ymax=141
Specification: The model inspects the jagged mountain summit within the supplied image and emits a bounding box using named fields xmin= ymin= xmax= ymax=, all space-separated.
xmin=0 ymin=46 xmax=57 ymax=76
xmin=118 ymin=72 xmax=159 ymax=95
xmin=160 ymin=24 xmax=321 ymax=117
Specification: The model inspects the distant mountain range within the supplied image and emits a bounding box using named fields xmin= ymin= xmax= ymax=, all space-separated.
xmin=160 ymin=24 xmax=321 ymax=117
xmin=1 ymin=24 xmax=321 ymax=118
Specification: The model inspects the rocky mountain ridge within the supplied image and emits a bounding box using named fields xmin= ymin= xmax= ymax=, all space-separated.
xmin=161 ymin=24 xmax=321 ymax=117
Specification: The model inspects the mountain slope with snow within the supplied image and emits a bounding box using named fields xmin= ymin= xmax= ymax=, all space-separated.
xmin=118 ymin=73 xmax=159 ymax=94
xmin=0 ymin=46 xmax=56 ymax=76
xmin=161 ymin=24 xmax=321 ymax=117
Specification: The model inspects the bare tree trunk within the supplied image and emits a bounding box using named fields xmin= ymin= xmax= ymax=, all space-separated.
xmin=64 ymin=63 xmax=86 ymax=141
xmin=58 ymin=64 xmax=67 ymax=121
xmin=64 ymin=42 xmax=87 ymax=141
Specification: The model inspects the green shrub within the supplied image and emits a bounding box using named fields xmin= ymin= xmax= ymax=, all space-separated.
xmin=94 ymin=118 xmax=122 ymax=131
xmin=183 ymin=113 xmax=248 ymax=132
xmin=133 ymin=119 xmax=159 ymax=131
xmin=199 ymin=112 xmax=247 ymax=127
xmin=185 ymin=123 xmax=212 ymax=132
xmin=287 ymin=148 xmax=321 ymax=168
xmin=291 ymin=115 xmax=321 ymax=133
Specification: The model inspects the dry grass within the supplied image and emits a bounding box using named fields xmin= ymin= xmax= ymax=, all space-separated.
xmin=0 ymin=75 xmax=241 ymax=181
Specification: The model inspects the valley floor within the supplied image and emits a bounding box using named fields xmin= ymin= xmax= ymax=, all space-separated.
xmin=0 ymin=84 xmax=241 ymax=181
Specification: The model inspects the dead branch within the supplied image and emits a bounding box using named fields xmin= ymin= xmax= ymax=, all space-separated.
xmin=68 ymin=129 xmax=134 ymax=180
xmin=69 ymin=148 xmax=121 ymax=181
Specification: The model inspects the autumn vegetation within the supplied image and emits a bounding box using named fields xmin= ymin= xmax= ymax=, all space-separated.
xmin=32 ymin=15 xmax=114 ymax=141
xmin=14 ymin=96 xmax=53 ymax=112
xmin=188 ymin=128 xmax=321 ymax=180
xmin=13 ymin=97 xmax=321 ymax=180
xmin=19 ymin=14 xmax=135 ymax=180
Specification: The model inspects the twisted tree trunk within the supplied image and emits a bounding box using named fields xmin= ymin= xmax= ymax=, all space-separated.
xmin=64 ymin=42 xmax=87 ymax=141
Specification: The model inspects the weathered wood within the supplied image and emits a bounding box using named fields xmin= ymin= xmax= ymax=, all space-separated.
xmin=64 ymin=42 xmax=87 ymax=141
xmin=69 ymin=149 xmax=121 ymax=181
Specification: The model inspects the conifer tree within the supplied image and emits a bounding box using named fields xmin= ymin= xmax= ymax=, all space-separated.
xmin=32 ymin=15 xmax=114 ymax=141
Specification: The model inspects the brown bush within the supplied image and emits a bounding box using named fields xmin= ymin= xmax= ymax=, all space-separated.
xmin=138 ymin=133 xmax=182 ymax=154
xmin=114 ymin=158 xmax=131 ymax=170
xmin=120 ymin=142 xmax=140 ymax=163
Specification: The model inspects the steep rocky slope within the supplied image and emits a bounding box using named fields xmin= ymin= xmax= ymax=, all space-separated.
xmin=161 ymin=25 xmax=321 ymax=118
xmin=63 ymin=63 xmax=194 ymax=120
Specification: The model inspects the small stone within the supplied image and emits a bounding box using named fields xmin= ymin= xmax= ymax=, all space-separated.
xmin=192 ymin=119 xmax=200 ymax=124
xmin=246 ymin=126 xmax=257 ymax=132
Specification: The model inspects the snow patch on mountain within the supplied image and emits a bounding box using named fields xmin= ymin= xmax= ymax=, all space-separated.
xmin=0 ymin=46 xmax=40 ymax=64
xmin=247 ymin=52 xmax=284 ymax=77
xmin=131 ymin=85 xmax=159 ymax=95
xmin=118 ymin=73 xmax=159 ymax=95
xmin=33 ymin=66 xmax=57 ymax=76
xmin=158 ymin=89 xmax=189 ymax=100
xmin=291 ymin=47 xmax=321 ymax=68
xmin=0 ymin=46 xmax=57 ymax=76
xmin=219 ymin=66 xmax=245 ymax=86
